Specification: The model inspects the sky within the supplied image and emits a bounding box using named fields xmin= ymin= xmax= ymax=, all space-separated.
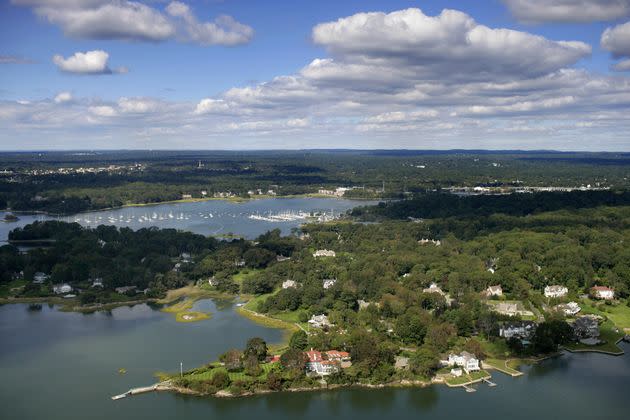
xmin=1 ymin=0 xmax=630 ymax=151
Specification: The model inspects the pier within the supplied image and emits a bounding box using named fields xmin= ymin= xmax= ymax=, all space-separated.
xmin=463 ymin=385 xmax=476 ymax=393
xmin=111 ymin=384 xmax=161 ymax=400
xmin=483 ymin=378 xmax=497 ymax=387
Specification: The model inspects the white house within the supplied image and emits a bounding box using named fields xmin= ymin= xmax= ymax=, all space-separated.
xmin=447 ymin=351 xmax=480 ymax=373
xmin=313 ymin=249 xmax=336 ymax=258
xmin=91 ymin=278 xmax=104 ymax=288
xmin=485 ymin=285 xmax=503 ymax=297
xmin=282 ymin=280 xmax=299 ymax=289
xmin=591 ymin=286 xmax=614 ymax=300
xmin=323 ymin=278 xmax=337 ymax=289
xmin=308 ymin=314 xmax=332 ymax=329
xmin=52 ymin=283 xmax=72 ymax=294
xmin=554 ymin=301 xmax=581 ymax=316
xmin=499 ymin=321 xmax=537 ymax=339
xmin=423 ymin=282 xmax=445 ymax=295
xmin=544 ymin=285 xmax=568 ymax=298
xmin=208 ymin=277 xmax=219 ymax=286
xmin=305 ymin=349 xmax=340 ymax=375
xmin=33 ymin=272 xmax=49 ymax=284
xmin=418 ymin=238 xmax=441 ymax=246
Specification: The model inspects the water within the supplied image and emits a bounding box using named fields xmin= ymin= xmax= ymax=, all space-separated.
xmin=0 ymin=197 xmax=373 ymax=242
xmin=1 ymin=301 xmax=628 ymax=420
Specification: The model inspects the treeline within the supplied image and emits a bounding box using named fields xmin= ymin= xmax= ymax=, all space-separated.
xmin=351 ymin=190 xmax=630 ymax=221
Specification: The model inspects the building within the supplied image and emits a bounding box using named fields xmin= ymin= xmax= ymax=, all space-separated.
xmin=91 ymin=278 xmax=104 ymax=288
xmin=591 ymin=286 xmax=614 ymax=300
xmin=308 ymin=314 xmax=332 ymax=329
xmin=282 ymin=280 xmax=299 ymax=289
xmin=418 ymin=238 xmax=441 ymax=246
xmin=313 ymin=249 xmax=336 ymax=258
xmin=485 ymin=285 xmax=503 ymax=297
xmin=276 ymin=255 xmax=291 ymax=262
xmin=181 ymin=194 xmax=192 ymax=199
xmin=52 ymin=283 xmax=72 ymax=294
xmin=499 ymin=321 xmax=537 ymax=339
xmin=423 ymin=282 xmax=445 ymax=295
xmin=447 ymin=351 xmax=480 ymax=373
xmin=322 ymin=278 xmax=337 ymax=289
xmin=325 ymin=350 xmax=351 ymax=363
xmin=554 ymin=301 xmax=581 ymax=316
xmin=544 ymin=285 xmax=568 ymax=298
xmin=33 ymin=272 xmax=49 ymax=284
xmin=572 ymin=315 xmax=600 ymax=340
xmin=115 ymin=286 xmax=137 ymax=294
xmin=208 ymin=277 xmax=219 ymax=287
xmin=305 ymin=349 xmax=340 ymax=375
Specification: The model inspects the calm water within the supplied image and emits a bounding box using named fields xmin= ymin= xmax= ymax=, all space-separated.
xmin=1 ymin=301 xmax=628 ymax=420
xmin=0 ymin=197 xmax=374 ymax=242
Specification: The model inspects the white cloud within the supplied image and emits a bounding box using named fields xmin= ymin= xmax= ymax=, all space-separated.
xmin=52 ymin=50 xmax=126 ymax=74
xmin=166 ymin=1 xmax=253 ymax=46
xmin=502 ymin=0 xmax=630 ymax=23
xmin=312 ymin=8 xmax=591 ymax=80
xmin=88 ymin=105 xmax=118 ymax=117
xmin=118 ymin=97 xmax=159 ymax=113
xmin=602 ymin=21 xmax=630 ymax=71
xmin=13 ymin=0 xmax=252 ymax=46
xmin=194 ymin=98 xmax=231 ymax=114
xmin=54 ymin=91 xmax=72 ymax=104
xmin=613 ymin=58 xmax=630 ymax=71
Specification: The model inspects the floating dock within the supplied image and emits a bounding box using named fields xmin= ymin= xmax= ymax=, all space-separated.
xmin=111 ymin=384 xmax=159 ymax=400
xmin=483 ymin=378 xmax=497 ymax=387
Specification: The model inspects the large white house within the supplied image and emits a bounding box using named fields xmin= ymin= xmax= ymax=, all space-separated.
xmin=591 ymin=286 xmax=614 ymax=300
xmin=308 ymin=314 xmax=332 ymax=329
xmin=544 ymin=285 xmax=568 ymax=298
xmin=485 ymin=285 xmax=503 ymax=297
xmin=52 ymin=283 xmax=72 ymax=294
xmin=554 ymin=301 xmax=581 ymax=316
xmin=447 ymin=351 xmax=480 ymax=373
xmin=33 ymin=272 xmax=49 ymax=284
xmin=304 ymin=349 xmax=348 ymax=375
xmin=282 ymin=280 xmax=299 ymax=289
xmin=322 ymin=278 xmax=337 ymax=289
xmin=313 ymin=249 xmax=336 ymax=258
xmin=499 ymin=321 xmax=537 ymax=339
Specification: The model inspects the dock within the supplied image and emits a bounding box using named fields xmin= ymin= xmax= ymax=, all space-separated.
xmin=111 ymin=384 xmax=160 ymax=400
xmin=482 ymin=378 xmax=497 ymax=387
xmin=463 ymin=385 xmax=476 ymax=393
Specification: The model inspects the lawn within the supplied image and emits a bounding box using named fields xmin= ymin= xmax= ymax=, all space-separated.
xmin=231 ymin=269 xmax=263 ymax=286
xmin=484 ymin=358 xmax=523 ymax=376
xmin=580 ymin=299 xmax=630 ymax=331
xmin=564 ymin=320 xmax=624 ymax=354
xmin=445 ymin=369 xmax=490 ymax=386
xmin=185 ymin=362 xmax=280 ymax=383
xmin=175 ymin=311 xmax=211 ymax=323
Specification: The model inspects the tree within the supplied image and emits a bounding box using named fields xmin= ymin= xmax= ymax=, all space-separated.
xmin=410 ymin=347 xmax=440 ymax=377
xmin=266 ymin=371 xmax=283 ymax=391
xmin=244 ymin=354 xmax=262 ymax=376
xmin=463 ymin=338 xmax=486 ymax=360
xmin=219 ymin=349 xmax=243 ymax=371
xmin=244 ymin=337 xmax=268 ymax=362
xmin=289 ymin=330 xmax=308 ymax=350
xmin=531 ymin=320 xmax=573 ymax=353
xmin=280 ymin=348 xmax=307 ymax=371
xmin=210 ymin=370 xmax=230 ymax=389
xmin=424 ymin=322 xmax=457 ymax=353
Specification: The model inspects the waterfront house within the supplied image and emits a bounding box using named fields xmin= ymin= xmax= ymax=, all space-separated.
xmin=499 ymin=321 xmax=537 ymax=339
xmin=282 ymin=280 xmax=299 ymax=289
xmin=590 ymin=286 xmax=614 ymax=300
xmin=325 ymin=350 xmax=351 ymax=362
xmin=485 ymin=285 xmax=503 ymax=297
xmin=544 ymin=285 xmax=568 ymax=298
xmin=323 ymin=278 xmax=337 ymax=289
xmin=91 ymin=278 xmax=104 ymax=288
xmin=554 ymin=301 xmax=581 ymax=316
xmin=304 ymin=349 xmax=346 ymax=375
xmin=33 ymin=272 xmax=49 ymax=284
xmin=52 ymin=283 xmax=72 ymax=294
xmin=181 ymin=194 xmax=192 ymax=199
xmin=447 ymin=351 xmax=480 ymax=373
xmin=313 ymin=249 xmax=336 ymax=258
xmin=115 ymin=286 xmax=137 ymax=294
xmin=308 ymin=314 xmax=332 ymax=329
xmin=572 ymin=315 xmax=600 ymax=340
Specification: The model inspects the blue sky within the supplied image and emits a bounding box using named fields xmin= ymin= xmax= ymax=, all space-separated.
xmin=1 ymin=0 xmax=630 ymax=150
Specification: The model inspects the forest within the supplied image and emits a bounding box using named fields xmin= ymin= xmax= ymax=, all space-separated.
xmin=1 ymin=150 xmax=629 ymax=214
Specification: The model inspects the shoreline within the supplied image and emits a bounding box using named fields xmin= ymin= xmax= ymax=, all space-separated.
xmin=1 ymin=194 xmax=380 ymax=218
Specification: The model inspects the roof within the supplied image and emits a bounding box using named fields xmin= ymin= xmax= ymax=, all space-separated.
xmin=305 ymin=350 xmax=323 ymax=362
xmin=591 ymin=286 xmax=613 ymax=291
xmin=326 ymin=350 xmax=350 ymax=358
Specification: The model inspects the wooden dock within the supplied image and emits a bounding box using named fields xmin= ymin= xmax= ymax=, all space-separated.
xmin=111 ymin=384 xmax=160 ymax=400
xmin=482 ymin=378 xmax=497 ymax=387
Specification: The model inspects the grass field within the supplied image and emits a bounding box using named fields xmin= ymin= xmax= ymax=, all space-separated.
xmin=483 ymin=358 xmax=523 ymax=376
xmin=564 ymin=320 xmax=625 ymax=354
xmin=580 ymin=300 xmax=630 ymax=330
xmin=445 ymin=369 xmax=490 ymax=386
xmin=185 ymin=362 xmax=280 ymax=383
xmin=175 ymin=311 xmax=211 ymax=323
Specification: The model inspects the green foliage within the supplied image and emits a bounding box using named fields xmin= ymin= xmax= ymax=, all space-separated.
xmin=289 ymin=330 xmax=308 ymax=350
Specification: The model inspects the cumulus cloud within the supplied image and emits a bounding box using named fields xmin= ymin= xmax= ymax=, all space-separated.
xmin=166 ymin=1 xmax=253 ymax=46
xmin=88 ymin=105 xmax=118 ymax=117
xmin=602 ymin=21 xmax=630 ymax=71
xmin=312 ymin=8 xmax=590 ymax=80
xmin=117 ymin=97 xmax=160 ymax=113
xmin=54 ymin=91 xmax=72 ymax=104
xmin=52 ymin=50 xmax=126 ymax=74
xmin=502 ymin=0 xmax=630 ymax=23
xmin=12 ymin=0 xmax=253 ymax=46
xmin=194 ymin=98 xmax=231 ymax=114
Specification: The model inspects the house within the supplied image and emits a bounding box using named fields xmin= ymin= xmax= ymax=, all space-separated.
xmin=418 ymin=238 xmax=441 ymax=246
xmin=544 ymin=285 xmax=568 ymax=298
xmin=591 ymin=286 xmax=614 ymax=300
xmin=572 ymin=315 xmax=600 ymax=340
xmin=322 ymin=279 xmax=337 ymax=289
xmin=91 ymin=278 xmax=104 ymax=288
xmin=423 ymin=282 xmax=445 ymax=295
xmin=447 ymin=351 xmax=480 ymax=373
xmin=282 ymin=280 xmax=299 ymax=289
xmin=276 ymin=255 xmax=291 ymax=262
xmin=485 ymin=285 xmax=503 ymax=297
xmin=33 ymin=272 xmax=49 ymax=284
xmin=268 ymin=355 xmax=281 ymax=364
xmin=115 ymin=286 xmax=137 ymax=294
xmin=313 ymin=249 xmax=336 ymax=258
xmin=489 ymin=301 xmax=534 ymax=317
xmin=554 ymin=301 xmax=581 ymax=316
xmin=180 ymin=252 xmax=192 ymax=263
xmin=308 ymin=314 xmax=332 ymax=329
xmin=52 ymin=283 xmax=72 ymax=294
xmin=181 ymin=194 xmax=192 ymax=199
xmin=357 ymin=299 xmax=380 ymax=310
xmin=304 ymin=349 xmax=348 ymax=375
xmin=499 ymin=321 xmax=537 ymax=339
xmin=208 ymin=277 xmax=219 ymax=287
